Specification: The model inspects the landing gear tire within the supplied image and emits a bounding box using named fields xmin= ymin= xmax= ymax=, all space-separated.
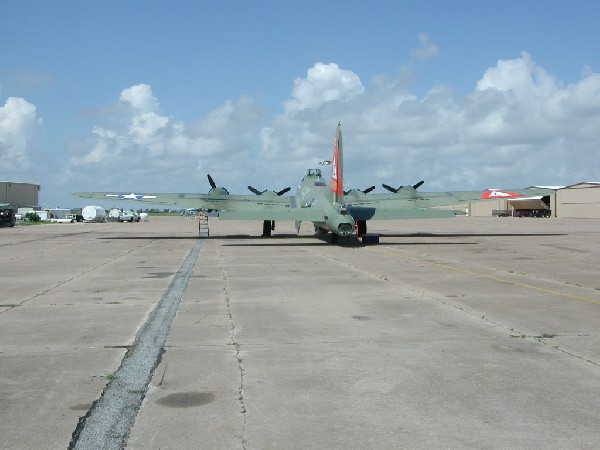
xmin=262 ymin=220 xmax=274 ymax=237
xmin=356 ymin=220 xmax=367 ymax=236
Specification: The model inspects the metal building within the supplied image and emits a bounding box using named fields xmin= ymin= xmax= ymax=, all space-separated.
xmin=554 ymin=182 xmax=600 ymax=218
xmin=464 ymin=182 xmax=600 ymax=218
xmin=0 ymin=181 xmax=40 ymax=208
xmin=462 ymin=188 xmax=554 ymax=217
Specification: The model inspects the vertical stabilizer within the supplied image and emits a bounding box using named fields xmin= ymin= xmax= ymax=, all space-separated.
xmin=330 ymin=123 xmax=343 ymax=203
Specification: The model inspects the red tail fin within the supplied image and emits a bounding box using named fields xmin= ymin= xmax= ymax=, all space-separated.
xmin=330 ymin=123 xmax=343 ymax=202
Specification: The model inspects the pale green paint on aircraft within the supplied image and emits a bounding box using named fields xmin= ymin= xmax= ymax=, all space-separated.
xmin=73 ymin=124 xmax=554 ymax=243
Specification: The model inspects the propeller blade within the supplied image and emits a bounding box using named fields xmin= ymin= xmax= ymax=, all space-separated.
xmin=413 ymin=180 xmax=424 ymax=190
xmin=248 ymin=186 xmax=263 ymax=195
xmin=363 ymin=186 xmax=375 ymax=194
xmin=382 ymin=183 xmax=399 ymax=193
xmin=344 ymin=186 xmax=375 ymax=195
xmin=276 ymin=187 xmax=291 ymax=196
xmin=207 ymin=174 xmax=217 ymax=189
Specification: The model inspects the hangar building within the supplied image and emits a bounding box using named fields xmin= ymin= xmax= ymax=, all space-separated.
xmin=553 ymin=182 xmax=600 ymax=218
xmin=0 ymin=181 xmax=40 ymax=208
xmin=466 ymin=182 xmax=600 ymax=218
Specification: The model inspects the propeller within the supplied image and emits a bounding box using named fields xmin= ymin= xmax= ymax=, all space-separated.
xmin=248 ymin=186 xmax=291 ymax=196
xmin=207 ymin=174 xmax=229 ymax=195
xmin=247 ymin=186 xmax=291 ymax=238
xmin=382 ymin=180 xmax=424 ymax=193
xmin=343 ymin=186 xmax=375 ymax=195
xmin=207 ymin=174 xmax=217 ymax=190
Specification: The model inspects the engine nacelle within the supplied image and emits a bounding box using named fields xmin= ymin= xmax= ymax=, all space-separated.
xmin=208 ymin=187 xmax=229 ymax=195
xmin=207 ymin=174 xmax=229 ymax=196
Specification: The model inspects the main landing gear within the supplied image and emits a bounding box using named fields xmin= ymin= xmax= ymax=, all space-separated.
xmin=355 ymin=220 xmax=367 ymax=237
xmin=262 ymin=220 xmax=275 ymax=237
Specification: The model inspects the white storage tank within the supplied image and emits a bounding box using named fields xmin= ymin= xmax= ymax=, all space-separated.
xmin=82 ymin=205 xmax=106 ymax=222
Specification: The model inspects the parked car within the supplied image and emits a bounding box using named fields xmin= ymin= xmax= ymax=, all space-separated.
xmin=0 ymin=204 xmax=16 ymax=227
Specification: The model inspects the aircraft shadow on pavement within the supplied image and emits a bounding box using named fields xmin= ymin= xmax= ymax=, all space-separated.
xmin=219 ymin=234 xmax=358 ymax=247
xmin=98 ymin=232 xmax=565 ymax=246
xmin=99 ymin=236 xmax=200 ymax=240
xmin=381 ymin=232 xmax=566 ymax=238
xmin=219 ymin=235 xmax=478 ymax=247
xmin=220 ymin=231 xmax=566 ymax=247
xmin=97 ymin=234 xmax=339 ymax=246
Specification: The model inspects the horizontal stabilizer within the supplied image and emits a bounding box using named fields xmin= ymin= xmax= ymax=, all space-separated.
xmin=348 ymin=207 xmax=465 ymax=220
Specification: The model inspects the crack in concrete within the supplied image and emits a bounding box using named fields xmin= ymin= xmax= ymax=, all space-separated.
xmin=316 ymin=249 xmax=600 ymax=368
xmin=220 ymin=250 xmax=247 ymax=450
xmin=68 ymin=238 xmax=203 ymax=449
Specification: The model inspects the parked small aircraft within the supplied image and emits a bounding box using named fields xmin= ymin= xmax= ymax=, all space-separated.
xmin=73 ymin=124 xmax=553 ymax=243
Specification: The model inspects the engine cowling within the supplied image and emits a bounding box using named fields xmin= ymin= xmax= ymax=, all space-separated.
xmin=207 ymin=174 xmax=229 ymax=195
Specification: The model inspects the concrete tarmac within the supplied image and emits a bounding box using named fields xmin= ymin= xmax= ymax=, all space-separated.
xmin=1 ymin=216 xmax=599 ymax=449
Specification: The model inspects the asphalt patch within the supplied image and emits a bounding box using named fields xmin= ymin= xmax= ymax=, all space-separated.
xmin=68 ymin=238 xmax=204 ymax=449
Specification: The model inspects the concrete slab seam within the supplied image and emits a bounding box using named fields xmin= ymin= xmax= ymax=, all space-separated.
xmin=1 ymin=240 xmax=158 ymax=314
xmin=320 ymin=246 xmax=600 ymax=367
xmin=368 ymin=246 xmax=600 ymax=305
xmin=68 ymin=238 xmax=204 ymax=450
xmin=219 ymin=249 xmax=247 ymax=449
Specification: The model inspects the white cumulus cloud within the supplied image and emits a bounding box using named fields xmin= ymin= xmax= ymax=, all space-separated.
xmin=0 ymin=96 xmax=42 ymax=171
xmin=129 ymin=112 xmax=170 ymax=145
xmin=119 ymin=84 xmax=160 ymax=113
xmin=67 ymin=86 xmax=264 ymax=190
xmin=284 ymin=63 xmax=365 ymax=112
xmin=66 ymin=52 xmax=600 ymax=201
xmin=262 ymin=53 xmax=600 ymax=192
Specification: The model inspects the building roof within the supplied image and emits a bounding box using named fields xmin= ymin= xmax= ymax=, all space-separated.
xmin=562 ymin=182 xmax=600 ymax=189
xmin=0 ymin=181 xmax=41 ymax=186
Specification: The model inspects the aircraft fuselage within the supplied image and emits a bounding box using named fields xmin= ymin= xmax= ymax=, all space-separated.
xmin=296 ymin=169 xmax=355 ymax=237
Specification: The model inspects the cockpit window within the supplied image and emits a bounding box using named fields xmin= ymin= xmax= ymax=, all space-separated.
xmin=303 ymin=198 xmax=317 ymax=208
xmin=303 ymin=168 xmax=325 ymax=183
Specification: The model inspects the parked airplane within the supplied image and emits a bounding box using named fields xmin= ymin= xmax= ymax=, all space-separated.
xmin=73 ymin=124 xmax=553 ymax=243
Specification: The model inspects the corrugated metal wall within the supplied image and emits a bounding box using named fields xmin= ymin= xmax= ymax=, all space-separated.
xmin=556 ymin=184 xmax=600 ymax=218
xmin=0 ymin=182 xmax=40 ymax=207
xmin=469 ymin=199 xmax=507 ymax=216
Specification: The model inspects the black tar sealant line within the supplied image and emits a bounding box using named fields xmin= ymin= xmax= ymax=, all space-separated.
xmin=69 ymin=238 xmax=204 ymax=450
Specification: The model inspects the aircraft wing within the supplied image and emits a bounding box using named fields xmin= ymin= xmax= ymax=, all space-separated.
xmin=218 ymin=208 xmax=326 ymax=221
xmin=72 ymin=192 xmax=293 ymax=210
xmin=73 ymin=191 xmax=329 ymax=222
xmin=344 ymin=187 xmax=555 ymax=210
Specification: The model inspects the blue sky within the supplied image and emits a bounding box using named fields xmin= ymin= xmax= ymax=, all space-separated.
xmin=1 ymin=0 xmax=599 ymax=208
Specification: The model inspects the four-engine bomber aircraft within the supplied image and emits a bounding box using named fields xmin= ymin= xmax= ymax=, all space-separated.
xmin=73 ymin=124 xmax=553 ymax=243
